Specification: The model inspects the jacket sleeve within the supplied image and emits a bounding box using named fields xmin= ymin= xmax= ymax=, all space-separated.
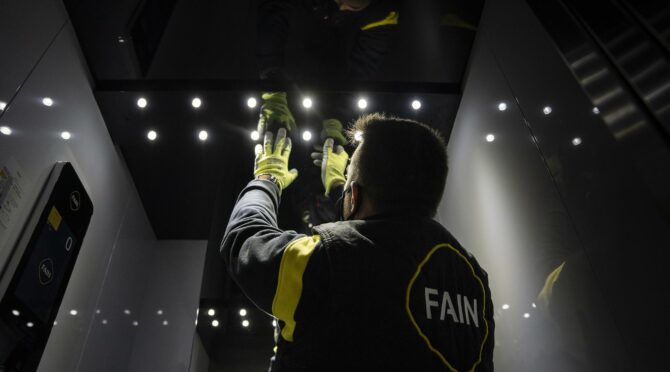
xmin=220 ymin=179 xmax=329 ymax=341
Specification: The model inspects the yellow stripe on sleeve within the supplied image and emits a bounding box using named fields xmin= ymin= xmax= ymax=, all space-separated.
xmin=272 ymin=235 xmax=321 ymax=342
xmin=361 ymin=11 xmax=399 ymax=31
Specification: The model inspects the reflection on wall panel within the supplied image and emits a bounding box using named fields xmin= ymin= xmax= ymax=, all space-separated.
xmin=438 ymin=0 xmax=670 ymax=370
xmin=527 ymin=0 xmax=670 ymax=224
xmin=0 ymin=1 xmax=208 ymax=371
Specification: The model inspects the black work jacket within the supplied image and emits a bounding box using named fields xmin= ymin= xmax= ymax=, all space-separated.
xmin=221 ymin=180 xmax=495 ymax=371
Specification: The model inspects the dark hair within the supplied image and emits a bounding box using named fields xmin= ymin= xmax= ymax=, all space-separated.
xmin=346 ymin=113 xmax=448 ymax=216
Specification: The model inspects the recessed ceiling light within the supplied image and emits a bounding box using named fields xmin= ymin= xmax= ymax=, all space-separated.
xmin=208 ymin=308 xmax=216 ymax=316
xmin=26 ymin=322 xmax=34 ymax=328
xmin=124 ymin=309 xmax=131 ymax=315
xmin=212 ymin=319 xmax=220 ymax=327
xmin=532 ymin=303 xmax=537 ymax=308
xmin=592 ymin=107 xmax=600 ymax=114
xmin=543 ymin=106 xmax=552 ymax=115
xmin=486 ymin=134 xmax=495 ymax=142
xmin=118 ymin=36 xmax=125 ymax=43
xmin=191 ymin=97 xmax=202 ymax=109
xmin=247 ymin=97 xmax=257 ymax=108
xmin=411 ymin=100 xmax=421 ymax=110
xmin=302 ymin=130 xmax=312 ymax=141
xmin=0 ymin=126 xmax=11 ymax=135
xmin=157 ymin=309 xmax=163 ymax=315
xmin=302 ymin=97 xmax=313 ymax=109
xmin=132 ymin=320 xmax=139 ymax=326
xmin=242 ymin=320 xmax=250 ymax=327
xmin=198 ymin=130 xmax=208 ymax=141
xmin=61 ymin=131 xmax=71 ymax=140
xmin=501 ymin=304 xmax=509 ymax=310
xmin=42 ymin=97 xmax=54 ymax=107
xmin=70 ymin=309 xmax=78 ymax=316
xmin=498 ymin=102 xmax=507 ymax=111
xmin=572 ymin=137 xmax=582 ymax=146
xmin=11 ymin=309 xmax=20 ymax=316
xmin=147 ymin=130 xmax=157 ymax=141
xmin=102 ymin=319 xmax=108 ymax=325
xmin=523 ymin=313 xmax=530 ymax=319
xmin=357 ymin=98 xmax=368 ymax=109
xmin=137 ymin=97 xmax=147 ymax=108
xmin=0 ymin=101 xmax=7 ymax=110
xmin=239 ymin=308 xmax=247 ymax=317
xmin=250 ymin=130 xmax=260 ymax=141
xmin=163 ymin=320 xmax=169 ymax=326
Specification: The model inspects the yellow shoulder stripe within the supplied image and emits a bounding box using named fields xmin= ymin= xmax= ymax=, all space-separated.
xmin=272 ymin=235 xmax=321 ymax=342
xmin=361 ymin=11 xmax=399 ymax=31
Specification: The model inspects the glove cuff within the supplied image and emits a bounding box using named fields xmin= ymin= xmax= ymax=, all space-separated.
xmin=325 ymin=176 xmax=346 ymax=197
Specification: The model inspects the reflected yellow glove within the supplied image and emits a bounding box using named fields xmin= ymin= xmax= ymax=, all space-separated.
xmin=310 ymin=138 xmax=349 ymax=196
xmin=258 ymin=92 xmax=296 ymax=135
xmin=254 ymin=128 xmax=299 ymax=190
xmin=321 ymin=118 xmax=347 ymax=145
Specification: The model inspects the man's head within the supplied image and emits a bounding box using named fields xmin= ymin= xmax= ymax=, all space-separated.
xmin=335 ymin=0 xmax=373 ymax=11
xmin=341 ymin=113 xmax=448 ymax=220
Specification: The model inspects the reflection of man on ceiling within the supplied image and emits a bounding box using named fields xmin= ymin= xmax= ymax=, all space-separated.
xmin=257 ymin=0 xmax=400 ymax=80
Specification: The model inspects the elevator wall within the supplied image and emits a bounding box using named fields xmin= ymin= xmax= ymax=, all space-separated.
xmin=0 ymin=1 xmax=206 ymax=371
xmin=436 ymin=0 xmax=670 ymax=370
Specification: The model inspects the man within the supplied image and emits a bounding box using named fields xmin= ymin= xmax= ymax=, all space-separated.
xmin=221 ymin=113 xmax=495 ymax=371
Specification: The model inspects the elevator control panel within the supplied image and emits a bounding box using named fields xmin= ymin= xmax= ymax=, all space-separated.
xmin=0 ymin=162 xmax=92 ymax=372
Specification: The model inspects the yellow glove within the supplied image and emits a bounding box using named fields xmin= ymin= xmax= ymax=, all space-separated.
xmin=254 ymin=128 xmax=299 ymax=190
xmin=311 ymin=138 xmax=349 ymax=197
xmin=320 ymin=118 xmax=347 ymax=145
xmin=257 ymin=92 xmax=297 ymax=135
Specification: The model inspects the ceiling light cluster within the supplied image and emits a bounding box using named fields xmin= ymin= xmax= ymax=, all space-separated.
xmin=134 ymin=95 xmax=432 ymax=117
